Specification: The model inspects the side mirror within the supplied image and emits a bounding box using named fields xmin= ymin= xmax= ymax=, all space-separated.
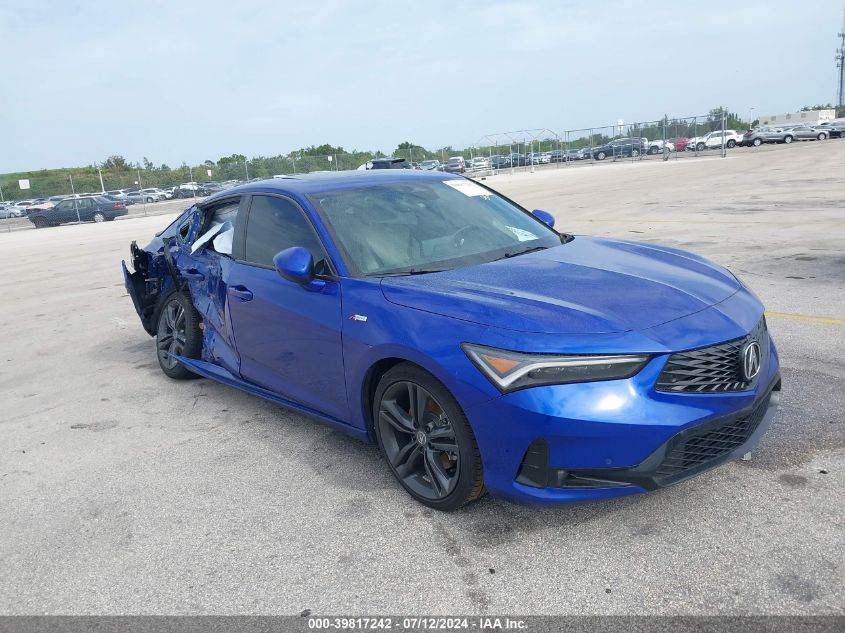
xmin=532 ymin=209 xmax=555 ymax=228
xmin=273 ymin=246 xmax=324 ymax=291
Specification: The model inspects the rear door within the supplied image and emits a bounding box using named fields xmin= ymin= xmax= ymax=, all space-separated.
xmin=226 ymin=193 xmax=348 ymax=421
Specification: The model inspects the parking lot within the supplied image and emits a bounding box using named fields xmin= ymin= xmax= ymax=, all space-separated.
xmin=0 ymin=140 xmax=842 ymax=614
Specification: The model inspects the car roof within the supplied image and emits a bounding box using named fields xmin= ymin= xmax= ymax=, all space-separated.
xmin=202 ymin=169 xmax=464 ymax=202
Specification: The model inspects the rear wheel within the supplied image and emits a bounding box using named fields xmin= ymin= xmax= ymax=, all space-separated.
xmin=93 ymin=212 xmax=105 ymax=223
xmin=753 ymin=138 xmax=763 ymax=147
xmin=33 ymin=217 xmax=48 ymax=229
xmin=596 ymin=151 xmax=606 ymax=160
xmin=783 ymin=135 xmax=793 ymax=144
xmin=374 ymin=364 xmax=484 ymax=511
xmin=146 ymin=197 xmax=154 ymax=203
xmin=648 ymin=146 xmax=658 ymax=155
xmin=727 ymin=139 xmax=736 ymax=148
xmin=631 ymin=149 xmax=640 ymax=158
xmin=696 ymin=142 xmax=706 ymax=152
xmin=155 ymin=292 xmax=203 ymax=380
xmin=817 ymin=132 xmax=827 ymax=140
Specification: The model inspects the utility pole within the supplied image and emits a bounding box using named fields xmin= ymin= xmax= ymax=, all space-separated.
xmin=97 ymin=165 xmax=106 ymax=193
xmin=837 ymin=6 xmax=845 ymax=107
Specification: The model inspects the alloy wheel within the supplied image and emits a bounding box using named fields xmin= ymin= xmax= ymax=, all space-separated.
xmin=378 ymin=380 xmax=460 ymax=500
xmin=93 ymin=212 xmax=105 ymax=222
xmin=157 ymin=300 xmax=187 ymax=370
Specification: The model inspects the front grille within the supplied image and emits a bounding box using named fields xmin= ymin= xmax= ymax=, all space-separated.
xmin=656 ymin=317 xmax=768 ymax=393
xmin=654 ymin=390 xmax=771 ymax=482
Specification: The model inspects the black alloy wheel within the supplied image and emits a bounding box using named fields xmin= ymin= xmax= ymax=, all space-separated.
xmin=375 ymin=364 xmax=484 ymax=510
xmin=155 ymin=292 xmax=202 ymax=379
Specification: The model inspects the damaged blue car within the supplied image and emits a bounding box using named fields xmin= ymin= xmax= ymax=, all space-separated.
xmin=123 ymin=170 xmax=780 ymax=510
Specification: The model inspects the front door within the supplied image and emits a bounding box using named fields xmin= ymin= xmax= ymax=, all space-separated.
xmin=226 ymin=193 xmax=348 ymax=422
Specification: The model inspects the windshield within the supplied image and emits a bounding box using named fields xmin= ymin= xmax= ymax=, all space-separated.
xmin=309 ymin=179 xmax=562 ymax=276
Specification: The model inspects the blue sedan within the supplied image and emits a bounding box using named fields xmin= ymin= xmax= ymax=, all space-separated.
xmin=123 ymin=170 xmax=780 ymax=510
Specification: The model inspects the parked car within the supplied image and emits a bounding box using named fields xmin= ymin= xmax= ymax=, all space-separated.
xmin=0 ymin=204 xmax=25 ymax=219
xmin=470 ymin=156 xmax=491 ymax=169
xmin=739 ymin=127 xmax=794 ymax=146
xmin=370 ymin=158 xmax=411 ymax=170
xmin=686 ymin=130 xmax=742 ymax=151
xmin=1 ymin=202 xmax=29 ymax=218
xmin=127 ymin=190 xmax=163 ymax=203
xmin=444 ymin=157 xmax=466 ymax=173
xmin=781 ymin=125 xmax=830 ymax=141
xmin=668 ymin=137 xmax=690 ymax=152
xmin=28 ymin=196 xmax=127 ymax=228
xmin=509 ymin=153 xmax=529 ymax=166
xmin=141 ymin=187 xmax=173 ymax=200
xmin=592 ymin=138 xmax=645 ymax=160
xmin=645 ymin=139 xmax=675 ymax=154
xmin=815 ymin=124 xmax=845 ymax=138
xmin=529 ymin=152 xmax=550 ymax=164
xmin=566 ymin=148 xmax=589 ymax=161
xmin=172 ymin=184 xmax=210 ymax=198
xmin=123 ymin=170 xmax=780 ymax=510
xmin=419 ymin=160 xmax=442 ymax=171
xmin=491 ymin=155 xmax=512 ymax=169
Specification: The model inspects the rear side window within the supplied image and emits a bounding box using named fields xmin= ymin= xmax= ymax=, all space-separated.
xmin=243 ymin=195 xmax=330 ymax=275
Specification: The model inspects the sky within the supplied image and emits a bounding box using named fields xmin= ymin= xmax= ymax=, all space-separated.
xmin=1 ymin=0 xmax=843 ymax=172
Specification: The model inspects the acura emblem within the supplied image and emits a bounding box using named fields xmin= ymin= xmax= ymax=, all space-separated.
xmin=742 ymin=341 xmax=761 ymax=381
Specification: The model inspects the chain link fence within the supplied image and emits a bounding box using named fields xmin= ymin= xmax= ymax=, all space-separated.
xmin=1 ymin=110 xmax=748 ymax=232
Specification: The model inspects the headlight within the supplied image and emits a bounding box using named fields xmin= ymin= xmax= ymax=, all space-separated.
xmin=462 ymin=343 xmax=650 ymax=393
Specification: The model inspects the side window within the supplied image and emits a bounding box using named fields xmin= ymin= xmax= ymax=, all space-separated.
xmin=244 ymin=195 xmax=330 ymax=275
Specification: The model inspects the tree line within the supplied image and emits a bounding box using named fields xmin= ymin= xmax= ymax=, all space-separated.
xmin=2 ymin=105 xmax=841 ymax=200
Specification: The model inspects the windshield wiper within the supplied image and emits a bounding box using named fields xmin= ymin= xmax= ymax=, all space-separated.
xmin=376 ymin=268 xmax=450 ymax=277
xmin=496 ymin=245 xmax=549 ymax=260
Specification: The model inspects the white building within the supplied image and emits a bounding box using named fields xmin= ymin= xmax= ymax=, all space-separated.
xmin=758 ymin=109 xmax=836 ymax=127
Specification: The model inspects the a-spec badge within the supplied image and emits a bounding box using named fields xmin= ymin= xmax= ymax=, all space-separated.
xmin=349 ymin=314 xmax=368 ymax=322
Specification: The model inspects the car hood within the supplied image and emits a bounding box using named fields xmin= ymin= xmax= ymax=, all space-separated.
xmin=380 ymin=236 xmax=741 ymax=334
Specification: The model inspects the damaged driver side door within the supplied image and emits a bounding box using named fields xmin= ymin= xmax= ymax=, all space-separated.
xmin=176 ymin=196 xmax=243 ymax=376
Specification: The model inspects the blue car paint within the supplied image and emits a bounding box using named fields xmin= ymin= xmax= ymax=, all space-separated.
xmin=123 ymin=170 xmax=780 ymax=505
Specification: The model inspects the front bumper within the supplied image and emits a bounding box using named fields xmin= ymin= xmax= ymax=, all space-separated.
xmin=464 ymin=335 xmax=781 ymax=505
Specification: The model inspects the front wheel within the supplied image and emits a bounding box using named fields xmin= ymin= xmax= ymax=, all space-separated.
xmin=596 ymin=151 xmax=606 ymax=160
xmin=817 ymin=133 xmax=827 ymax=140
xmin=155 ymin=292 xmax=203 ymax=380
xmin=727 ymin=139 xmax=736 ymax=148
xmin=33 ymin=217 xmax=48 ymax=228
xmin=753 ymin=138 xmax=763 ymax=147
xmin=696 ymin=142 xmax=706 ymax=152
xmin=783 ymin=135 xmax=793 ymax=144
xmin=631 ymin=149 xmax=640 ymax=158
xmin=375 ymin=364 xmax=484 ymax=511
xmin=648 ymin=147 xmax=658 ymax=155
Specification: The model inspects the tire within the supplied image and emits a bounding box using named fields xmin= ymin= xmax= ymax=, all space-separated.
xmin=817 ymin=132 xmax=827 ymax=140
xmin=783 ymin=135 xmax=793 ymax=144
xmin=727 ymin=140 xmax=736 ymax=148
xmin=648 ymin=146 xmax=658 ymax=155
xmin=374 ymin=363 xmax=485 ymax=511
xmin=753 ymin=138 xmax=763 ymax=147
xmin=596 ymin=151 xmax=606 ymax=160
xmin=93 ymin=212 xmax=105 ymax=223
xmin=33 ymin=217 xmax=48 ymax=229
xmin=146 ymin=197 xmax=154 ymax=203
xmin=155 ymin=291 xmax=203 ymax=380
xmin=631 ymin=149 xmax=640 ymax=158
xmin=696 ymin=142 xmax=706 ymax=152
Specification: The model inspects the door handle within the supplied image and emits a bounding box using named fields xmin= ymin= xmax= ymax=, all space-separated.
xmin=183 ymin=268 xmax=205 ymax=281
xmin=229 ymin=285 xmax=253 ymax=301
